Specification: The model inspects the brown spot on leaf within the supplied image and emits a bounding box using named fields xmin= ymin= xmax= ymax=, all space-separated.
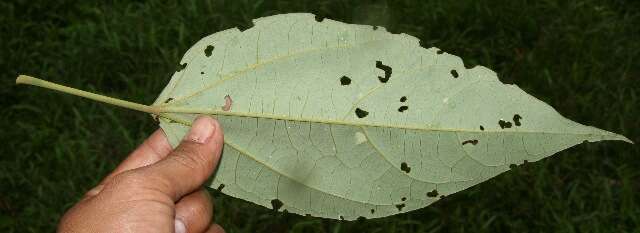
xmin=222 ymin=95 xmax=233 ymax=111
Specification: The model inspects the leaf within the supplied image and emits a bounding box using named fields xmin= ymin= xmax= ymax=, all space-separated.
xmin=16 ymin=13 xmax=631 ymax=220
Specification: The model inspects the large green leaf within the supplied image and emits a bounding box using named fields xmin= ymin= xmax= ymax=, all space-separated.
xmin=17 ymin=13 xmax=631 ymax=220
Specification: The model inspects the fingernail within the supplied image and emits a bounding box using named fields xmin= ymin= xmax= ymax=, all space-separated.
xmin=174 ymin=219 xmax=186 ymax=233
xmin=184 ymin=116 xmax=216 ymax=144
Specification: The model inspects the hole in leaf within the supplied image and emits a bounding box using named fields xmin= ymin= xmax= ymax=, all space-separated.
xmin=176 ymin=63 xmax=187 ymax=72
xmin=398 ymin=106 xmax=409 ymax=112
xmin=436 ymin=49 xmax=444 ymax=54
xmin=340 ymin=76 xmax=351 ymax=85
xmin=513 ymin=114 xmax=522 ymax=126
xmin=480 ymin=125 xmax=485 ymax=131
xmin=427 ymin=189 xmax=438 ymax=197
xmin=400 ymin=96 xmax=407 ymax=102
xmin=355 ymin=108 xmax=369 ymax=118
xmin=498 ymin=119 xmax=512 ymax=129
xmin=400 ymin=162 xmax=411 ymax=173
xmin=450 ymin=69 xmax=459 ymax=78
xmin=370 ymin=209 xmax=375 ymax=214
xmin=164 ymin=98 xmax=174 ymax=103
xmin=237 ymin=21 xmax=254 ymax=31
xmin=204 ymin=45 xmax=215 ymax=57
xmin=395 ymin=203 xmax=405 ymax=211
xmin=376 ymin=60 xmax=392 ymax=83
xmin=509 ymin=164 xmax=517 ymax=169
xmin=271 ymin=199 xmax=283 ymax=211
xmin=216 ymin=183 xmax=225 ymax=192
xmin=462 ymin=139 xmax=478 ymax=145
xmin=401 ymin=197 xmax=407 ymax=201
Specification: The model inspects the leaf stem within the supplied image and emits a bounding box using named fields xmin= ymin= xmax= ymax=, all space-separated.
xmin=16 ymin=75 xmax=159 ymax=114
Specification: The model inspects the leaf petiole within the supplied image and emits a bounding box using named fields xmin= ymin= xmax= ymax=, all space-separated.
xmin=16 ymin=75 xmax=160 ymax=115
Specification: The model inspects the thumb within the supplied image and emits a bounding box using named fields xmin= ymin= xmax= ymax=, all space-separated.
xmin=140 ymin=116 xmax=224 ymax=200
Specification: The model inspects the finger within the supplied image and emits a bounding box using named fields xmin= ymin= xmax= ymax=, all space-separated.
xmin=175 ymin=189 xmax=213 ymax=233
xmin=104 ymin=128 xmax=173 ymax=183
xmin=204 ymin=224 xmax=226 ymax=233
xmin=138 ymin=116 xmax=224 ymax=200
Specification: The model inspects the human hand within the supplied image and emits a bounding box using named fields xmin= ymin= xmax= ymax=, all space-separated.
xmin=58 ymin=116 xmax=225 ymax=233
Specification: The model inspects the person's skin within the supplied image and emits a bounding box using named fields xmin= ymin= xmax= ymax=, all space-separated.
xmin=58 ymin=116 xmax=225 ymax=233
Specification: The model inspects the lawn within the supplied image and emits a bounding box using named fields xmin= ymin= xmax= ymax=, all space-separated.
xmin=1 ymin=0 xmax=639 ymax=232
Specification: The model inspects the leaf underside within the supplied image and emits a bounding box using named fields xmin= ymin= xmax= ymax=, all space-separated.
xmin=152 ymin=13 xmax=630 ymax=220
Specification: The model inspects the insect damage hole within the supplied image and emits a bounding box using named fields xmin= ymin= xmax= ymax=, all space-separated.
xmin=427 ymin=189 xmax=438 ymax=197
xmin=204 ymin=45 xmax=215 ymax=57
xmin=450 ymin=69 xmax=459 ymax=78
xmin=513 ymin=114 xmax=523 ymax=126
xmin=271 ymin=199 xmax=283 ymax=211
xmin=400 ymin=162 xmax=411 ymax=173
xmin=340 ymin=76 xmax=351 ymax=85
xmin=398 ymin=106 xmax=409 ymax=112
xmin=375 ymin=60 xmax=392 ymax=83
xmin=176 ymin=63 xmax=187 ymax=72
xmin=216 ymin=183 xmax=225 ymax=192
xmin=462 ymin=139 xmax=478 ymax=145
xmin=355 ymin=108 xmax=369 ymax=118
xmin=498 ymin=119 xmax=512 ymax=129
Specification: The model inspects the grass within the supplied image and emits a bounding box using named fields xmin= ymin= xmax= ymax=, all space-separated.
xmin=1 ymin=0 xmax=638 ymax=232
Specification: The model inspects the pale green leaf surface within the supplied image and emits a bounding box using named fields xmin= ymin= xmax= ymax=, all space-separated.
xmin=151 ymin=13 xmax=630 ymax=220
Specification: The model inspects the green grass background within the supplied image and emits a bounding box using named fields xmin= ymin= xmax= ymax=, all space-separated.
xmin=1 ymin=0 xmax=639 ymax=232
